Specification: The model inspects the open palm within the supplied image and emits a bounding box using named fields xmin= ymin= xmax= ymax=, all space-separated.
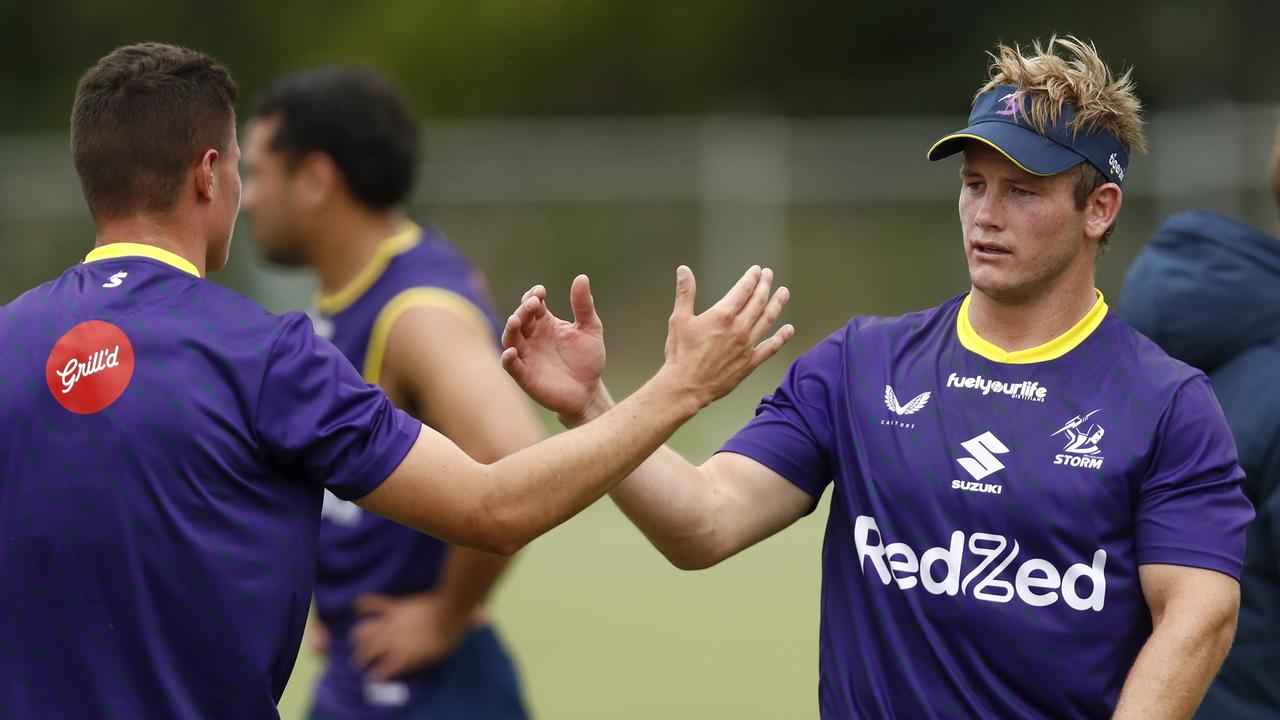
xmin=501 ymin=275 xmax=607 ymax=422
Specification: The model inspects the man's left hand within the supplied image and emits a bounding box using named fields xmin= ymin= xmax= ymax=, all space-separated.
xmin=348 ymin=592 xmax=472 ymax=682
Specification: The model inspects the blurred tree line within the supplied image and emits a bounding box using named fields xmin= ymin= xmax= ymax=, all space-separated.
xmin=2 ymin=0 xmax=1278 ymax=133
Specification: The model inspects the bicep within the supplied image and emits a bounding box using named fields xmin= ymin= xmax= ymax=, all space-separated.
xmin=355 ymin=425 xmax=499 ymax=550
xmin=1138 ymin=563 xmax=1239 ymax=628
xmin=703 ymin=451 xmax=815 ymax=558
xmin=386 ymin=305 xmax=545 ymax=462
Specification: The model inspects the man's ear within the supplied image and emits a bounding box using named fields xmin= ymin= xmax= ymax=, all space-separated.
xmin=294 ymin=152 xmax=340 ymax=210
xmin=195 ymin=148 xmax=220 ymax=201
xmin=1083 ymin=183 xmax=1123 ymax=242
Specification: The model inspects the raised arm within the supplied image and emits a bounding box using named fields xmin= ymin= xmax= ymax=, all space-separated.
xmin=501 ymin=269 xmax=811 ymax=569
xmin=356 ymin=265 xmax=792 ymax=556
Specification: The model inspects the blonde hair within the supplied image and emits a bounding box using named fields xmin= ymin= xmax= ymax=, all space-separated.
xmin=979 ymin=35 xmax=1147 ymax=155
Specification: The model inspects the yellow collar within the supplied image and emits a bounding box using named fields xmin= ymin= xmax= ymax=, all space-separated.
xmin=956 ymin=290 xmax=1108 ymax=364
xmin=316 ymin=222 xmax=422 ymax=315
xmin=84 ymin=242 xmax=201 ymax=278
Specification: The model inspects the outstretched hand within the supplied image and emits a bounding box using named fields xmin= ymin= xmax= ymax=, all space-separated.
xmin=501 ymin=274 xmax=609 ymax=426
xmin=660 ymin=265 xmax=792 ymax=409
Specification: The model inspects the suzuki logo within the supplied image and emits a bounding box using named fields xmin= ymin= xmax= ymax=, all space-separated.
xmin=957 ymin=431 xmax=1009 ymax=480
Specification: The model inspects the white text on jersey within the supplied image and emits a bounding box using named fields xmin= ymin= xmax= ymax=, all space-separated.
xmin=56 ymin=345 xmax=121 ymax=394
xmin=946 ymin=373 xmax=1048 ymax=402
xmin=854 ymin=515 xmax=1106 ymax=611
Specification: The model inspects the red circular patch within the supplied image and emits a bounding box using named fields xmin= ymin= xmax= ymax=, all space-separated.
xmin=45 ymin=320 xmax=135 ymax=414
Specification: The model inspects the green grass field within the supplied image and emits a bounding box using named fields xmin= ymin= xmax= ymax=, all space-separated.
xmin=277 ymin=377 xmax=831 ymax=719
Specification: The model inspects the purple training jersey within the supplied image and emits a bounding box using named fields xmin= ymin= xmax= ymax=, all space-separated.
xmin=0 ymin=243 xmax=421 ymax=719
xmin=308 ymin=223 xmax=504 ymax=716
xmin=721 ymin=292 xmax=1253 ymax=719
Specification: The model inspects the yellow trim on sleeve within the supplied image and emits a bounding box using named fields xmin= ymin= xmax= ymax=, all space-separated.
xmin=84 ymin=242 xmax=201 ymax=278
xmin=316 ymin=223 xmax=422 ymax=315
xmin=956 ymin=290 xmax=1108 ymax=364
xmin=927 ymin=133 xmax=1053 ymax=177
xmin=363 ymin=287 xmax=494 ymax=385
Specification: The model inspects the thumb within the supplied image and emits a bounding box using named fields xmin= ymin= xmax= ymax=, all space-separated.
xmin=353 ymin=593 xmax=395 ymax=617
xmin=570 ymin=274 xmax=600 ymax=329
xmin=672 ymin=265 xmax=696 ymax=317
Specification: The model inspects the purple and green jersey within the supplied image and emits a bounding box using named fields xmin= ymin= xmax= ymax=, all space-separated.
xmin=308 ymin=223 xmax=507 ymax=717
xmin=0 ymin=243 xmax=421 ymax=719
xmin=721 ymin=292 xmax=1253 ymax=718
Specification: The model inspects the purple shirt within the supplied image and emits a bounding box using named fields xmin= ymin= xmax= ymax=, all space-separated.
xmin=721 ymin=292 xmax=1253 ymax=719
xmin=309 ymin=224 xmax=503 ymax=716
xmin=0 ymin=244 xmax=421 ymax=719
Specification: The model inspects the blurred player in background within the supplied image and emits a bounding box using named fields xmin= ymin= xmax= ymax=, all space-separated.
xmin=0 ymin=42 xmax=791 ymax=718
xmin=501 ymin=37 xmax=1252 ymax=718
xmin=242 ymin=67 xmax=540 ymax=720
xmin=1120 ymin=123 xmax=1280 ymax=719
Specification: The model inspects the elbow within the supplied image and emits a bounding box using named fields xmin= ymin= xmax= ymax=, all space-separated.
xmin=1212 ymin=611 xmax=1238 ymax=663
xmin=465 ymin=498 xmax=531 ymax=557
xmin=662 ymin=543 xmax=728 ymax=571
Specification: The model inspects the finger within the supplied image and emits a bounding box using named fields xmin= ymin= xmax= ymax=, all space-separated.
xmin=517 ymin=296 xmax=544 ymax=339
xmin=710 ymin=265 xmax=762 ymax=315
xmin=501 ymin=314 xmax=524 ymax=351
xmin=569 ymin=274 xmax=601 ymax=330
xmin=749 ymin=323 xmax=795 ymax=369
xmin=353 ymin=594 xmax=395 ymax=617
xmin=749 ymin=285 xmax=790 ymax=343
xmin=352 ymin=637 xmax=389 ymax=670
xmin=520 ymin=285 xmax=546 ymax=304
xmin=736 ymin=267 xmax=774 ymax=330
xmin=500 ymin=346 xmax=528 ymax=384
xmin=347 ymin=621 xmax=385 ymax=667
xmin=671 ymin=265 xmax=697 ymax=318
xmin=367 ymin=652 xmax=405 ymax=684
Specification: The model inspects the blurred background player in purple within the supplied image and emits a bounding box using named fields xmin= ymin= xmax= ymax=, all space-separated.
xmin=1121 ymin=122 xmax=1280 ymax=720
xmin=500 ymin=37 xmax=1252 ymax=719
xmin=242 ymin=67 xmax=541 ymax=720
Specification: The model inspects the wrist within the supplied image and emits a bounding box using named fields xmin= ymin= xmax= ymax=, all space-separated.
xmin=559 ymin=382 xmax=615 ymax=428
xmin=648 ymin=365 xmax=708 ymax=421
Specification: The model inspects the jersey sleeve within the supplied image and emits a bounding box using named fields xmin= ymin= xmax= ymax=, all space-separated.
xmin=254 ymin=313 xmax=422 ymax=500
xmin=1135 ymin=375 xmax=1254 ymax=578
xmin=717 ymin=329 xmax=844 ymax=500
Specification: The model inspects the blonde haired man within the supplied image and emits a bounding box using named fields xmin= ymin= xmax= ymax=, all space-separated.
xmin=500 ymin=37 xmax=1252 ymax=718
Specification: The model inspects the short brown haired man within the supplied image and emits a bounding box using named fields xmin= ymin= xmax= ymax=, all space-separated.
xmin=0 ymin=42 xmax=790 ymax=717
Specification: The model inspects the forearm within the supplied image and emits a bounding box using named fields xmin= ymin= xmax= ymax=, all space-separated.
xmin=609 ymin=446 xmax=726 ymax=569
xmin=478 ymin=369 xmax=702 ymax=553
xmin=1112 ymin=613 xmax=1234 ymax=719
xmin=431 ymin=547 xmax=510 ymax=622
xmin=567 ymin=384 xmax=736 ymax=570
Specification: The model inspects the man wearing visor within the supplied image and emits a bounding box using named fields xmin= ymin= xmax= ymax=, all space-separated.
xmin=499 ymin=36 xmax=1252 ymax=718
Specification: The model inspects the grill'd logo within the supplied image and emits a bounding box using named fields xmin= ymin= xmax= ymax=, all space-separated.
xmin=45 ymin=321 xmax=135 ymax=414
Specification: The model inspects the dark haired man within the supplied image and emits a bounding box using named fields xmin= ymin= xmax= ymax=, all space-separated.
xmin=243 ymin=67 xmax=536 ymax=720
xmin=0 ymin=43 xmax=791 ymax=718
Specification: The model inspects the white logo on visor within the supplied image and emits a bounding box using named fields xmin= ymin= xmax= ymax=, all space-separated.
xmin=1108 ymin=153 xmax=1124 ymax=181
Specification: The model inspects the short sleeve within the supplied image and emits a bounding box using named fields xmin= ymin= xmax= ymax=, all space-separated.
xmin=1136 ymin=375 xmax=1255 ymax=578
xmin=255 ymin=314 xmax=422 ymax=500
xmin=718 ymin=330 xmax=844 ymax=500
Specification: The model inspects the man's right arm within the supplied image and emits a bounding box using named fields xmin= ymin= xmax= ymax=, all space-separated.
xmin=356 ymin=265 xmax=793 ymax=555
xmin=608 ymin=445 xmax=814 ymax=570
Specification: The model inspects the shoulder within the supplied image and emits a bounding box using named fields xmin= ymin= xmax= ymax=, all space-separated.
xmin=830 ymin=294 xmax=962 ymax=355
xmin=786 ymin=297 xmax=960 ymax=380
xmin=1107 ymin=311 xmax=1206 ymax=398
